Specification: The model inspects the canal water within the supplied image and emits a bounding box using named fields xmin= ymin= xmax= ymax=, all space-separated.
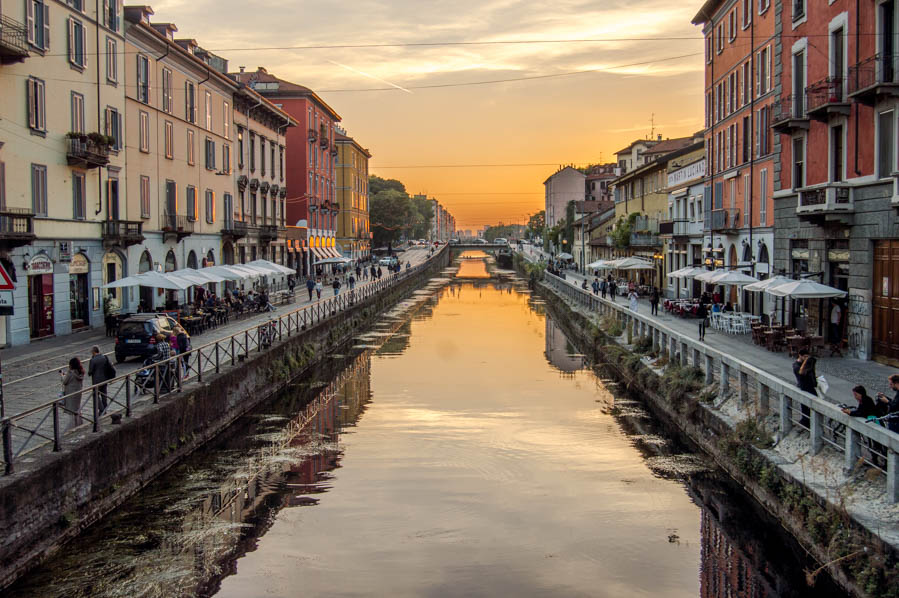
xmin=8 ymin=256 xmax=845 ymax=597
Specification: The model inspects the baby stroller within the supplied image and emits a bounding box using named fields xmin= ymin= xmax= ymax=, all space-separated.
xmin=133 ymin=356 xmax=174 ymax=395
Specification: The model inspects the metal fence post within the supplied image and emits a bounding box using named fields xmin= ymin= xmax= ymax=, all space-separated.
xmin=3 ymin=422 xmax=13 ymax=474
xmin=52 ymin=401 xmax=61 ymax=452
xmin=215 ymin=343 xmax=220 ymax=374
xmin=887 ymin=449 xmax=898 ymax=504
xmin=153 ymin=364 xmax=160 ymax=404
xmin=126 ymin=376 xmax=132 ymax=417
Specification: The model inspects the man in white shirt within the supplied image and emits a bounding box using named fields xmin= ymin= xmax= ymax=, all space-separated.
xmin=830 ymin=302 xmax=842 ymax=344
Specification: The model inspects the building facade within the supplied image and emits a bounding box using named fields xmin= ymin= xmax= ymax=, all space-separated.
xmin=693 ymin=0 xmax=777 ymax=306
xmin=661 ymin=154 xmax=707 ymax=299
xmin=543 ymin=166 xmax=585 ymax=231
xmin=0 ymin=0 xmax=127 ymax=345
xmin=585 ymin=163 xmax=617 ymax=202
xmin=231 ymin=67 xmax=342 ymax=275
xmin=335 ymin=131 xmax=371 ymax=260
xmin=767 ymin=0 xmax=898 ymax=362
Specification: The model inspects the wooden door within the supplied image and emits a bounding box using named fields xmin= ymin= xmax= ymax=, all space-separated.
xmin=873 ymin=240 xmax=899 ymax=362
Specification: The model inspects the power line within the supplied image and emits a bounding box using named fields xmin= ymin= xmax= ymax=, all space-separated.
xmin=374 ymin=163 xmax=563 ymax=169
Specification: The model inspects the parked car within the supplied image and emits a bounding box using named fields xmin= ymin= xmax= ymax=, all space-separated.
xmin=379 ymin=257 xmax=398 ymax=266
xmin=114 ymin=314 xmax=179 ymax=362
xmin=494 ymin=238 xmax=509 ymax=245
xmin=449 ymin=238 xmax=460 ymax=245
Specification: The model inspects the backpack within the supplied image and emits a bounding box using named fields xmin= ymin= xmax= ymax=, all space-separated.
xmin=103 ymin=356 xmax=116 ymax=379
xmin=178 ymin=332 xmax=190 ymax=353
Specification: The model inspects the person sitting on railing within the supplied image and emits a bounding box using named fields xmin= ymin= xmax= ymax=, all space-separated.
xmin=842 ymin=386 xmax=879 ymax=418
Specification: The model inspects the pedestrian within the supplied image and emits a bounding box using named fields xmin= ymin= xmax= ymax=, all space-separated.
xmin=363 ymin=267 xmax=369 ymax=280
xmin=349 ymin=274 xmax=356 ymax=290
xmin=581 ymin=279 xmax=588 ymax=291
xmin=333 ymin=278 xmax=341 ymax=296
xmin=628 ymin=289 xmax=639 ymax=312
xmin=830 ymin=301 xmax=843 ymax=344
xmin=697 ymin=302 xmax=708 ymax=341
xmin=842 ymin=386 xmax=879 ymax=418
xmin=600 ymin=279 xmax=607 ymax=299
xmin=306 ymin=277 xmax=315 ymax=301
xmin=288 ymin=276 xmax=296 ymax=296
xmin=87 ymin=346 xmax=114 ymax=415
xmin=609 ymin=280 xmax=616 ymax=302
xmin=875 ymin=374 xmax=899 ymax=433
xmin=175 ymin=325 xmax=191 ymax=375
xmin=793 ymin=348 xmax=816 ymax=428
xmin=591 ymin=278 xmax=600 ymax=296
xmin=377 ymin=266 xmax=383 ymax=280
xmin=315 ymin=280 xmax=323 ymax=300
xmin=59 ymin=357 xmax=85 ymax=430
xmin=650 ymin=287 xmax=660 ymax=316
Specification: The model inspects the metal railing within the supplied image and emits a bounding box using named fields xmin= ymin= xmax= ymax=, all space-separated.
xmin=162 ymin=212 xmax=195 ymax=235
xmin=806 ymin=76 xmax=845 ymax=112
xmin=0 ymin=14 xmax=29 ymax=58
xmin=798 ymin=185 xmax=851 ymax=207
xmin=541 ymin=270 xmax=899 ymax=503
xmin=0 ymin=208 xmax=35 ymax=239
xmin=771 ymin=94 xmax=806 ymax=123
xmin=66 ymin=138 xmax=111 ymax=168
xmin=710 ymin=208 xmax=740 ymax=231
xmin=849 ymin=53 xmax=899 ymax=96
xmin=102 ymin=220 xmax=144 ymax=247
xmin=0 ymin=246 xmax=448 ymax=474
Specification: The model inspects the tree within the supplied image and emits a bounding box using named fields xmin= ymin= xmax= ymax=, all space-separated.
xmin=409 ymin=197 xmax=434 ymax=239
xmin=370 ymin=189 xmax=412 ymax=247
xmin=369 ymin=175 xmax=406 ymax=196
xmin=527 ymin=210 xmax=545 ymax=240
xmin=563 ymin=201 xmax=576 ymax=249
xmin=610 ymin=212 xmax=639 ymax=249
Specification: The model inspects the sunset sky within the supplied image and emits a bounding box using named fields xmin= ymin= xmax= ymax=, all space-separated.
xmin=155 ymin=0 xmax=705 ymax=229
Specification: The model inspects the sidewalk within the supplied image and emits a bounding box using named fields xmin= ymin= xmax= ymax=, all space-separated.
xmin=555 ymin=269 xmax=896 ymax=404
xmin=0 ymin=248 xmax=431 ymax=418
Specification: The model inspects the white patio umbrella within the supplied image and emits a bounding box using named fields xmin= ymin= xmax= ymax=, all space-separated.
xmin=557 ymin=252 xmax=574 ymax=260
xmin=743 ymin=275 xmax=793 ymax=293
xmin=228 ymin=264 xmax=269 ymax=277
xmin=614 ymin=257 xmax=655 ymax=270
xmin=167 ymin=272 xmax=209 ymax=287
xmin=694 ymin=270 xmax=725 ymax=283
xmin=315 ymin=256 xmax=352 ymax=265
xmin=710 ymin=270 xmax=758 ymax=286
xmin=587 ymin=259 xmax=610 ymax=269
xmin=202 ymin=265 xmax=249 ymax=281
xmin=182 ymin=268 xmax=227 ymax=283
xmin=102 ymin=272 xmax=191 ymax=291
xmin=247 ymin=259 xmax=294 ymax=275
xmin=669 ymin=266 xmax=704 ymax=278
xmin=766 ymin=279 xmax=847 ymax=299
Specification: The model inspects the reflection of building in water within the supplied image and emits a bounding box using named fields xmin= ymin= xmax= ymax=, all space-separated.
xmin=544 ymin=317 xmax=583 ymax=374
xmin=700 ymin=509 xmax=777 ymax=598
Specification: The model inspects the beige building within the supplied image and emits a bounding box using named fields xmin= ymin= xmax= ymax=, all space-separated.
xmin=0 ymin=0 xmax=127 ymax=345
xmin=543 ymin=166 xmax=585 ymax=232
xmin=335 ymin=130 xmax=371 ymax=260
xmin=122 ymin=6 xmax=238 ymax=310
xmin=229 ymin=84 xmax=295 ymax=269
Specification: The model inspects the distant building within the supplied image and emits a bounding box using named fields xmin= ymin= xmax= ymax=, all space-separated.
xmin=543 ymin=166 xmax=586 ymax=231
xmin=585 ymin=164 xmax=617 ymax=202
xmin=335 ymin=130 xmax=371 ymax=260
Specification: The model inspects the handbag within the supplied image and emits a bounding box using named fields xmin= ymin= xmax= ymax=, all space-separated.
xmin=816 ymin=375 xmax=829 ymax=396
xmin=104 ymin=357 xmax=117 ymax=380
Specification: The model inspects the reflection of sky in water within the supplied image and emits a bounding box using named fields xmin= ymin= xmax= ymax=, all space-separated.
xmin=455 ymin=250 xmax=491 ymax=279
xmin=216 ymin=283 xmax=705 ymax=598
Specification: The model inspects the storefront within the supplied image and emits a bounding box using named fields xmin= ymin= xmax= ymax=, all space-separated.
xmin=138 ymin=250 xmax=153 ymax=311
xmin=102 ymin=250 xmax=125 ymax=312
xmin=68 ymin=253 xmax=90 ymax=330
xmin=27 ymin=253 xmax=54 ymax=339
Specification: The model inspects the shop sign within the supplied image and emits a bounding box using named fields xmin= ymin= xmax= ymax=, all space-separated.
xmin=0 ymin=290 xmax=13 ymax=315
xmin=69 ymin=253 xmax=89 ymax=274
xmin=27 ymin=254 xmax=53 ymax=275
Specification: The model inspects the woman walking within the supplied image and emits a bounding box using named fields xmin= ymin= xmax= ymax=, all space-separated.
xmin=60 ymin=357 xmax=85 ymax=430
xmin=315 ymin=280 xmax=323 ymax=300
xmin=628 ymin=289 xmax=639 ymax=312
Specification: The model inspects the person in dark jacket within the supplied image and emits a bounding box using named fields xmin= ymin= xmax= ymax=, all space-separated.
xmin=87 ymin=346 xmax=112 ymax=414
xmin=306 ymin=277 xmax=315 ymax=301
xmin=843 ymin=386 xmax=879 ymax=418
xmin=650 ymin=287 xmax=660 ymax=316
xmin=793 ymin=349 xmax=816 ymax=428
xmin=876 ymin=374 xmax=899 ymax=433
xmin=696 ymin=303 xmax=708 ymax=341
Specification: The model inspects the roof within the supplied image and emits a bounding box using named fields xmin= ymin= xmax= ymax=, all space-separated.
xmin=614 ymin=140 xmax=705 ymax=184
xmin=643 ymin=136 xmax=694 ymax=156
xmin=543 ymin=165 xmax=586 ymax=185
xmin=229 ymin=68 xmax=341 ymax=121
xmin=614 ymin=139 xmax=660 ymax=156
xmin=692 ymin=0 xmax=725 ymax=25
xmin=235 ymin=85 xmax=298 ymax=127
xmin=335 ymin=132 xmax=372 ymax=158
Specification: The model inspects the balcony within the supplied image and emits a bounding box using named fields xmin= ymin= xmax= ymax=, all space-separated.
xmin=221 ymin=219 xmax=249 ymax=240
xmin=848 ymin=53 xmax=899 ymax=106
xmin=805 ymin=77 xmax=850 ymax=120
xmin=161 ymin=212 xmax=194 ymax=241
xmin=771 ymin=95 xmax=810 ymax=134
xmin=102 ymin=220 xmax=144 ymax=248
xmin=259 ymin=224 xmax=281 ymax=243
xmin=66 ymin=137 xmax=111 ymax=169
xmin=629 ymin=232 xmax=662 ymax=247
xmin=659 ymin=219 xmax=702 ymax=239
xmin=307 ymin=128 xmax=318 ymax=142
xmin=797 ymin=183 xmax=854 ymax=225
xmin=0 ymin=14 xmax=30 ymax=64
xmin=0 ymin=208 xmax=36 ymax=249
xmin=709 ymin=208 xmax=741 ymax=233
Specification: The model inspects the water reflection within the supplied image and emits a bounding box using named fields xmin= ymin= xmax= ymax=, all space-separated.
xmin=10 ymin=280 xmax=842 ymax=598
xmin=455 ymin=250 xmax=490 ymax=278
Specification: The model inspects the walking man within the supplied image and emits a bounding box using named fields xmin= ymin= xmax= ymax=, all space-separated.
xmin=697 ymin=302 xmax=708 ymax=342
xmin=87 ymin=346 xmax=113 ymax=414
xmin=650 ymin=287 xmax=660 ymax=316
xmin=306 ymin=277 xmax=315 ymax=302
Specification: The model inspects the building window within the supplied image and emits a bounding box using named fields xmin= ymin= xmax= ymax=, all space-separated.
xmin=792 ymin=136 xmax=805 ymax=189
xmin=742 ymin=115 xmax=750 ymax=163
xmin=106 ymin=37 xmax=117 ymax=83
xmin=223 ymin=102 xmax=229 ymax=139
xmin=716 ymin=23 xmax=723 ymax=54
xmin=162 ymin=68 xmax=173 ymax=113
xmin=140 ymin=175 xmax=150 ymax=218
xmin=260 ymin=137 xmax=266 ymax=176
xmin=165 ymin=180 xmax=177 ymax=215
xmin=72 ymin=172 xmax=86 ymax=220
xmin=31 ymin=164 xmax=47 ymax=216
xmin=743 ymin=0 xmax=752 ymax=27
xmin=706 ymin=35 xmax=712 ymax=64
xmin=205 ymin=138 xmax=216 ymax=170
xmin=759 ymin=168 xmax=768 ymax=226
xmin=71 ymin=91 xmax=84 ymax=133
xmin=67 ymin=18 xmax=86 ymax=68
xmin=185 ymin=81 xmax=196 ymax=123
xmin=758 ymin=0 xmax=770 ymax=14
xmin=831 ymin=124 xmax=844 ymax=182
xmin=164 ymin=121 xmax=173 ymax=159
xmin=743 ymin=174 xmax=750 ymax=226
xmin=279 ymin=146 xmax=284 ymax=181
xmin=793 ymin=0 xmax=805 ymax=21
xmin=26 ymin=0 xmax=50 ymax=51
xmin=728 ymin=10 xmax=736 ymax=42
xmin=102 ymin=0 xmax=120 ymax=31
xmin=756 ymin=46 xmax=771 ymax=97
xmin=136 ymin=54 xmax=150 ymax=103
xmin=187 ymin=129 xmax=195 ymax=165
xmin=104 ymin=106 xmax=122 ymax=150
xmin=270 ymin=144 xmax=275 ymax=180
xmin=237 ymin=127 xmax=244 ymax=167
xmin=186 ymin=186 xmax=197 ymax=221
xmin=0 ymin=160 xmax=5 ymax=210
xmin=877 ymin=110 xmax=894 ymax=179
xmin=139 ymin=110 xmax=150 ymax=153
xmin=222 ymin=144 xmax=231 ymax=174
xmin=205 ymin=90 xmax=212 ymax=131
xmin=26 ymin=77 xmax=46 ymax=133
xmin=249 ymin=133 xmax=256 ymax=172
xmin=205 ymin=189 xmax=215 ymax=223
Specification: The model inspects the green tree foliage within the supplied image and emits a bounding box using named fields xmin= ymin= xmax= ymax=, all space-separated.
xmin=409 ymin=197 xmax=434 ymax=239
xmin=564 ymin=201 xmax=576 ymax=248
xmin=369 ymin=175 xmax=406 ymax=196
xmin=610 ymin=212 xmax=640 ymax=249
xmin=370 ymin=189 xmax=412 ymax=247
xmin=527 ymin=210 xmax=545 ymax=240
xmin=484 ymin=224 xmax=521 ymax=241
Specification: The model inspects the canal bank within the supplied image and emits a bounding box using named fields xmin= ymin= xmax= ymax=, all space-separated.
xmin=0 ymin=248 xmax=451 ymax=590
xmin=522 ymin=260 xmax=899 ymax=597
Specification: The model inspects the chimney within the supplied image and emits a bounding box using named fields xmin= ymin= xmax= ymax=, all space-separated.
xmin=239 ymin=66 xmax=245 ymax=73
xmin=657 ymin=134 xmax=662 ymax=141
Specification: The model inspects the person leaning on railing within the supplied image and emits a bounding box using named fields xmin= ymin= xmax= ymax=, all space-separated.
xmin=876 ymin=374 xmax=899 ymax=433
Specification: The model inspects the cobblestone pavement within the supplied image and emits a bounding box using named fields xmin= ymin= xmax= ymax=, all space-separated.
xmin=0 ymin=247 xmax=432 ymax=420
xmin=557 ymin=268 xmax=896 ymax=404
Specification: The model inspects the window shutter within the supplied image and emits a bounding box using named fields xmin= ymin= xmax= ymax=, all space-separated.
xmin=754 ymin=109 xmax=760 ymax=157
xmin=755 ymin=52 xmax=760 ymax=96
xmin=117 ymin=112 xmax=123 ymax=150
xmin=115 ymin=0 xmax=122 ymax=30
xmin=185 ymin=82 xmax=189 ymax=120
xmin=67 ymin=18 xmax=74 ymax=64
xmin=102 ymin=0 xmax=109 ymax=27
xmin=42 ymin=3 xmax=50 ymax=50
xmin=766 ymin=47 xmax=772 ymax=92
xmin=26 ymin=0 xmax=35 ymax=44
xmin=26 ymin=80 xmax=35 ymax=128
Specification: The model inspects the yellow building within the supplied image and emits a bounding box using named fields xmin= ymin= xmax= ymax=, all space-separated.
xmin=335 ymin=131 xmax=371 ymax=260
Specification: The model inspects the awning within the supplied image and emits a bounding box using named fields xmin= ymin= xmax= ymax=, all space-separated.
xmin=311 ymin=247 xmax=328 ymax=261
xmin=327 ymin=247 xmax=341 ymax=258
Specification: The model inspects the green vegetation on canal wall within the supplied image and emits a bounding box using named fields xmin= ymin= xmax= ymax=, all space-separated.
xmin=525 ymin=266 xmax=899 ymax=598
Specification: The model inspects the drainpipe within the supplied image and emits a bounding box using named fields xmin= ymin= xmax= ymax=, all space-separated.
xmin=854 ymin=0 xmax=861 ymax=175
xmin=95 ymin=0 xmax=103 ymax=219
xmin=748 ymin=1 xmax=756 ymax=313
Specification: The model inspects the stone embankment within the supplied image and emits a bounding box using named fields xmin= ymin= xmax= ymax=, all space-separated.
xmin=521 ymin=259 xmax=899 ymax=598
xmin=0 ymin=248 xmax=451 ymax=590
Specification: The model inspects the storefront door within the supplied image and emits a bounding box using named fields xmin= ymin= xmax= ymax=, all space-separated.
xmin=28 ymin=274 xmax=54 ymax=338
xmin=873 ymin=240 xmax=899 ymax=363
xmin=69 ymin=274 xmax=89 ymax=329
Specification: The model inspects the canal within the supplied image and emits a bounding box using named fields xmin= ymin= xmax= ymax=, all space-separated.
xmin=8 ymin=255 xmax=844 ymax=597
